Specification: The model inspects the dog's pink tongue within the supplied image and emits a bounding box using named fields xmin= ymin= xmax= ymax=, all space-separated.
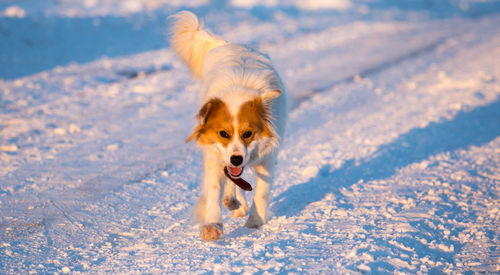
xmin=227 ymin=166 xmax=242 ymax=177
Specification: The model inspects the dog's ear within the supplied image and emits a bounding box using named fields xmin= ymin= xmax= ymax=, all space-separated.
xmin=260 ymin=89 xmax=281 ymax=104
xmin=197 ymin=98 xmax=219 ymax=125
xmin=185 ymin=126 xmax=201 ymax=143
xmin=259 ymin=89 xmax=281 ymax=111
xmin=185 ymin=98 xmax=222 ymax=143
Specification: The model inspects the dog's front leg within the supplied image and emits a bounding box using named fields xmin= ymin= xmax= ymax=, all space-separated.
xmin=222 ymin=179 xmax=248 ymax=217
xmin=232 ymin=186 xmax=248 ymax=218
xmin=199 ymin=150 xmax=225 ymax=241
xmin=245 ymin=157 xmax=274 ymax=228
xmin=223 ymin=179 xmax=240 ymax=210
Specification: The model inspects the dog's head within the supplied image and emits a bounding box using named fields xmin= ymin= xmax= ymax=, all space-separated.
xmin=186 ymin=90 xmax=281 ymax=178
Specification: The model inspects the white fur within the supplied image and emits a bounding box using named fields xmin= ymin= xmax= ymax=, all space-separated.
xmin=170 ymin=11 xmax=288 ymax=238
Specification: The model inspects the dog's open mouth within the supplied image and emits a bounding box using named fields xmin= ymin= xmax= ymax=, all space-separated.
xmin=226 ymin=166 xmax=244 ymax=178
xmin=224 ymin=166 xmax=252 ymax=191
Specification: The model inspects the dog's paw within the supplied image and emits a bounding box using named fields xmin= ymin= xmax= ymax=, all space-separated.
xmin=245 ymin=214 xmax=265 ymax=228
xmin=223 ymin=196 xmax=241 ymax=210
xmin=200 ymin=223 xmax=223 ymax=241
xmin=232 ymin=205 xmax=248 ymax=218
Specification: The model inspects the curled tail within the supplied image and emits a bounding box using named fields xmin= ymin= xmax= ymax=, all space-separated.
xmin=169 ymin=11 xmax=226 ymax=77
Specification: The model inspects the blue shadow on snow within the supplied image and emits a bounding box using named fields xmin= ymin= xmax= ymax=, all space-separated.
xmin=0 ymin=14 xmax=167 ymax=79
xmin=273 ymin=97 xmax=500 ymax=217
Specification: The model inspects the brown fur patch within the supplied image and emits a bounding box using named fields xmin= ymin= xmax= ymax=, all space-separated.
xmin=236 ymin=97 xmax=274 ymax=145
xmin=186 ymin=98 xmax=234 ymax=146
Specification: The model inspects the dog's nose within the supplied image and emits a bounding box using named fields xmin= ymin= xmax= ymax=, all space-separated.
xmin=230 ymin=155 xmax=243 ymax=166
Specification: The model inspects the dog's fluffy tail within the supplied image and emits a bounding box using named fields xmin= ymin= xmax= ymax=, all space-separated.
xmin=169 ymin=11 xmax=226 ymax=77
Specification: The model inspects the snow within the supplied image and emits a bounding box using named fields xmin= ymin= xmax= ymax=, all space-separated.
xmin=1 ymin=0 xmax=499 ymax=273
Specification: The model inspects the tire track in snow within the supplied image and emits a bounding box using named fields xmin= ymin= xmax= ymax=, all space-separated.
xmin=291 ymin=36 xmax=449 ymax=109
xmin=265 ymin=19 xmax=479 ymax=109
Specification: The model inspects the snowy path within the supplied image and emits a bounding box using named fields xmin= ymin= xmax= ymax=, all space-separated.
xmin=1 ymin=2 xmax=499 ymax=274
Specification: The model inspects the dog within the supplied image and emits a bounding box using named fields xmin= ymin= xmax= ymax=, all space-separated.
xmin=170 ymin=11 xmax=288 ymax=241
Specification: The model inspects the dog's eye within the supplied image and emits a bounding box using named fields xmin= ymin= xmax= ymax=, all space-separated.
xmin=219 ymin=130 xmax=230 ymax=138
xmin=242 ymin=131 xmax=253 ymax=139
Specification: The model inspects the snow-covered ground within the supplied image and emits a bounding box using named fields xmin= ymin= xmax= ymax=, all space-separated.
xmin=1 ymin=0 xmax=499 ymax=273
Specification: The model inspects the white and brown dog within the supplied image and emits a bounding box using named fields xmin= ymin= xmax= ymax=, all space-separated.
xmin=170 ymin=11 xmax=287 ymax=241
